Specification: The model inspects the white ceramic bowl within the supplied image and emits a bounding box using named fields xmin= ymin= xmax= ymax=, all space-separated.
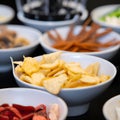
xmin=91 ymin=4 xmax=120 ymax=33
xmin=17 ymin=2 xmax=88 ymax=32
xmin=0 ymin=4 xmax=15 ymax=24
xmin=40 ymin=26 xmax=120 ymax=60
xmin=0 ymin=88 xmax=68 ymax=120
xmin=0 ymin=25 xmax=42 ymax=72
xmin=103 ymin=94 xmax=120 ymax=120
xmin=12 ymin=53 xmax=117 ymax=117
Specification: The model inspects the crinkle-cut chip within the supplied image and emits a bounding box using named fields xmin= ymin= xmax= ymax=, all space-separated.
xmin=80 ymin=75 xmax=100 ymax=84
xmin=41 ymin=51 xmax=62 ymax=63
xmin=65 ymin=63 xmax=85 ymax=74
xmin=68 ymin=74 xmax=82 ymax=82
xmin=31 ymin=72 xmax=45 ymax=86
xmin=20 ymin=74 xmax=32 ymax=83
xmin=58 ymin=59 xmax=65 ymax=68
xmin=39 ymin=60 xmax=59 ymax=69
xmin=21 ymin=57 xmax=40 ymax=75
xmin=53 ymin=70 xmax=66 ymax=77
xmin=43 ymin=74 xmax=68 ymax=94
xmin=47 ymin=66 xmax=63 ymax=77
xmin=40 ymin=69 xmax=51 ymax=76
xmin=15 ymin=65 xmax=23 ymax=77
xmin=99 ymin=74 xmax=110 ymax=82
xmin=85 ymin=62 xmax=100 ymax=76
xmin=13 ymin=61 xmax=23 ymax=66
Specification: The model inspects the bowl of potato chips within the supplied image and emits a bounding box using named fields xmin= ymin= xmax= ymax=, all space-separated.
xmin=11 ymin=52 xmax=117 ymax=117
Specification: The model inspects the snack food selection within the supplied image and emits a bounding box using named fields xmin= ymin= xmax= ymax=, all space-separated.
xmin=0 ymin=26 xmax=29 ymax=49
xmin=0 ymin=103 xmax=59 ymax=120
xmin=47 ymin=19 xmax=120 ymax=52
xmin=13 ymin=52 xmax=110 ymax=94
xmin=100 ymin=7 xmax=120 ymax=26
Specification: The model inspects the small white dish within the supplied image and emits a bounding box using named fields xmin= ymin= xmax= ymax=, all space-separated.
xmin=0 ymin=88 xmax=68 ymax=120
xmin=17 ymin=2 xmax=88 ymax=32
xmin=0 ymin=4 xmax=15 ymax=24
xmin=103 ymin=94 xmax=120 ymax=120
xmin=40 ymin=26 xmax=120 ymax=60
xmin=0 ymin=25 xmax=42 ymax=72
xmin=91 ymin=4 xmax=120 ymax=33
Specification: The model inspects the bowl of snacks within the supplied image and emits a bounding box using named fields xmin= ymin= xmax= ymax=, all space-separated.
xmin=11 ymin=52 xmax=117 ymax=117
xmin=40 ymin=21 xmax=120 ymax=60
xmin=103 ymin=94 xmax=120 ymax=120
xmin=0 ymin=25 xmax=42 ymax=72
xmin=91 ymin=4 xmax=120 ymax=33
xmin=0 ymin=87 xmax=68 ymax=120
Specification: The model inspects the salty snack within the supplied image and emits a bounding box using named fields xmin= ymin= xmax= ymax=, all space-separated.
xmin=47 ymin=19 xmax=120 ymax=52
xmin=13 ymin=52 xmax=110 ymax=94
xmin=0 ymin=26 xmax=29 ymax=49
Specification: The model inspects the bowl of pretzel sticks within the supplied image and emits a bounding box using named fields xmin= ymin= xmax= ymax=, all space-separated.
xmin=40 ymin=18 xmax=120 ymax=60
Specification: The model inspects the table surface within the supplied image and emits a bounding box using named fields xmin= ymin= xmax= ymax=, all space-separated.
xmin=1 ymin=0 xmax=120 ymax=120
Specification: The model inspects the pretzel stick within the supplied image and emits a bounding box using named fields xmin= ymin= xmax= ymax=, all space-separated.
xmin=66 ymin=24 xmax=75 ymax=41
xmin=54 ymin=30 xmax=64 ymax=42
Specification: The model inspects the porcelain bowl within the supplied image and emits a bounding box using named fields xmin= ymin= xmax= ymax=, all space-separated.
xmin=0 ymin=4 xmax=15 ymax=24
xmin=17 ymin=2 xmax=88 ymax=32
xmin=0 ymin=25 xmax=42 ymax=72
xmin=91 ymin=4 xmax=120 ymax=33
xmin=103 ymin=94 xmax=120 ymax=120
xmin=12 ymin=53 xmax=117 ymax=117
xmin=40 ymin=26 xmax=120 ymax=60
xmin=0 ymin=88 xmax=68 ymax=120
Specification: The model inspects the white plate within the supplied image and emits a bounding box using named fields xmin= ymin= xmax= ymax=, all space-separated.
xmin=0 ymin=4 xmax=15 ymax=24
xmin=91 ymin=4 xmax=120 ymax=33
xmin=103 ymin=95 xmax=120 ymax=120
xmin=17 ymin=2 xmax=88 ymax=32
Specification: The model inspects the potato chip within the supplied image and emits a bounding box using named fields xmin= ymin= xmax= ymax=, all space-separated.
xmin=20 ymin=74 xmax=32 ymax=83
xmin=43 ymin=74 xmax=68 ymax=94
xmin=21 ymin=57 xmax=40 ymax=75
xmin=85 ymin=62 xmax=100 ymax=75
xmin=15 ymin=65 xmax=23 ymax=77
xmin=53 ymin=70 xmax=66 ymax=77
xmin=99 ymin=74 xmax=110 ymax=82
xmin=47 ymin=67 xmax=63 ymax=77
xmin=41 ymin=51 xmax=62 ymax=63
xmin=65 ymin=62 xmax=85 ymax=74
xmin=31 ymin=72 xmax=45 ymax=85
xmin=80 ymin=75 xmax=100 ymax=84
xmin=39 ymin=60 xmax=59 ymax=69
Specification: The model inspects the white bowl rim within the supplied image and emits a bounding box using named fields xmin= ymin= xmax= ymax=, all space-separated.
xmin=0 ymin=4 xmax=15 ymax=24
xmin=0 ymin=24 xmax=42 ymax=52
xmin=12 ymin=53 xmax=117 ymax=91
xmin=40 ymin=25 xmax=120 ymax=55
xmin=102 ymin=94 xmax=120 ymax=120
xmin=91 ymin=4 xmax=120 ymax=29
